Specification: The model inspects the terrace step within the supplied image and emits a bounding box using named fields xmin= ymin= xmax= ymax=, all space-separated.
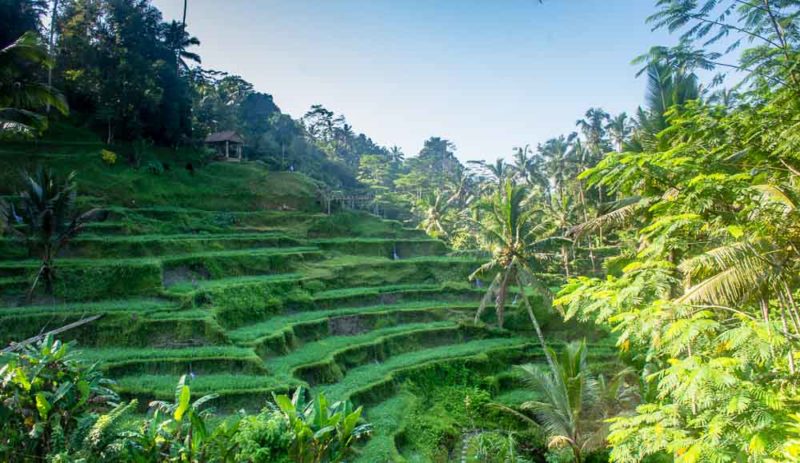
xmin=0 ymin=298 xmax=168 ymax=344
xmin=266 ymin=321 xmax=460 ymax=385
xmin=311 ymin=282 xmax=484 ymax=309
xmin=0 ymin=247 xmax=320 ymax=302
xmin=310 ymin=238 xmax=447 ymax=259
xmin=164 ymin=273 xmax=310 ymax=328
xmin=83 ymin=345 xmax=265 ymax=376
xmin=0 ymin=299 xmax=227 ymax=347
xmin=227 ymin=301 xmax=477 ymax=354
xmin=305 ymin=256 xmax=485 ymax=290
xmin=314 ymin=337 xmax=535 ymax=402
xmin=56 ymin=232 xmax=304 ymax=258
xmin=114 ymin=373 xmax=298 ymax=411
xmin=107 ymin=206 xmax=323 ymax=225
xmin=2 ymin=232 xmax=298 ymax=259
xmin=355 ymin=391 xmax=417 ymax=463
xmin=160 ymin=246 xmax=322 ymax=284
xmin=292 ymin=323 xmax=491 ymax=387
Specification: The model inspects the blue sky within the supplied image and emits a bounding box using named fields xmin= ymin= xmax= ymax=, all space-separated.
xmin=152 ymin=0 xmax=678 ymax=162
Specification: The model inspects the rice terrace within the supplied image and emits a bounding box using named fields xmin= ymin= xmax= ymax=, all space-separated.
xmin=3 ymin=1 xmax=800 ymax=462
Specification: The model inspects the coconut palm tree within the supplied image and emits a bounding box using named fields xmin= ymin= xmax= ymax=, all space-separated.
xmin=0 ymin=32 xmax=67 ymax=136
xmin=509 ymin=340 xmax=628 ymax=463
xmin=388 ymin=145 xmax=405 ymax=164
xmin=628 ymin=58 xmax=700 ymax=152
xmin=471 ymin=180 xmax=559 ymax=361
xmin=445 ymin=167 xmax=475 ymax=209
xmin=539 ymin=135 xmax=576 ymax=205
xmin=1 ymin=168 xmax=105 ymax=300
xmin=469 ymin=158 xmax=510 ymax=193
xmin=575 ymin=107 xmax=609 ymax=156
xmin=415 ymin=191 xmax=451 ymax=239
xmin=605 ymin=113 xmax=631 ymax=152
xmin=511 ymin=145 xmax=532 ymax=183
xmin=163 ymin=20 xmax=201 ymax=70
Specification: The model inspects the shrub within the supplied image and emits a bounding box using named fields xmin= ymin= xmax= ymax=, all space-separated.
xmin=271 ymin=387 xmax=372 ymax=463
xmin=0 ymin=336 xmax=119 ymax=461
xmin=144 ymin=160 xmax=164 ymax=175
xmin=234 ymin=412 xmax=293 ymax=463
xmin=100 ymin=149 xmax=118 ymax=166
xmin=0 ymin=338 xmax=374 ymax=462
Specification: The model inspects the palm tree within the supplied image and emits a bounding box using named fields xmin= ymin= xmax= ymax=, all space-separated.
xmin=526 ymin=153 xmax=551 ymax=198
xmin=469 ymin=158 xmax=510 ymax=193
xmin=507 ymin=340 xmax=626 ymax=463
xmin=1 ymin=169 xmax=104 ymax=300
xmin=568 ymin=138 xmax=599 ymax=272
xmin=543 ymin=193 xmax=577 ymax=278
xmin=415 ymin=191 xmax=450 ymax=239
xmin=471 ymin=180 xmax=557 ymax=360
xmin=575 ymin=107 xmax=609 ymax=156
xmin=0 ymin=32 xmax=67 ymax=136
xmin=539 ymin=135 xmax=575 ymax=204
xmin=605 ymin=113 xmax=631 ymax=152
xmin=389 ymin=145 xmax=405 ymax=164
xmin=629 ymin=57 xmax=700 ymax=152
xmin=677 ymin=232 xmax=800 ymax=373
xmin=511 ymin=145 xmax=532 ymax=183
xmin=163 ymin=20 xmax=201 ymax=70
xmin=445 ymin=167 xmax=475 ymax=209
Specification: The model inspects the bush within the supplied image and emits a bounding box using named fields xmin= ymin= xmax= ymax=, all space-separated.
xmin=234 ymin=412 xmax=293 ymax=463
xmin=0 ymin=338 xmax=373 ymax=462
xmin=100 ymin=149 xmax=117 ymax=166
xmin=0 ymin=336 xmax=119 ymax=461
xmin=144 ymin=160 xmax=164 ymax=175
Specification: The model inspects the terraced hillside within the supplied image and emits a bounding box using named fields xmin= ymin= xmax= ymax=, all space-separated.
xmin=0 ymin=142 xmax=614 ymax=461
xmin=0 ymin=205 xmax=616 ymax=460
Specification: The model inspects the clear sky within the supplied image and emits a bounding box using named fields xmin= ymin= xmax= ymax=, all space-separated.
xmin=152 ymin=0 xmax=678 ymax=162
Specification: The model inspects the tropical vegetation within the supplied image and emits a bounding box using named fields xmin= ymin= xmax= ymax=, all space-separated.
xmin=3 ymin=0 xmax=800 ymax=461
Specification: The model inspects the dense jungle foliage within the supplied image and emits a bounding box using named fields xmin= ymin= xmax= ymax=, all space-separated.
xmin=4 ymin=0 xmax=800 ymax=461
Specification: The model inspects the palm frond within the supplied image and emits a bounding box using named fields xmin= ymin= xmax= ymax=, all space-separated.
xmin=569 ymin=196 xmax=647 ymax=240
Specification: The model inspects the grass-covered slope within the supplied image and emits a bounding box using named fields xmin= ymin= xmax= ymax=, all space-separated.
xmin=0 ymin=136 xmax=603 ymax=462
xmin=0 ymin=135 xmax=319 ymax=211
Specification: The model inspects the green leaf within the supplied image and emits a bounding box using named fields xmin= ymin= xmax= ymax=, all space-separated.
xmin=13 ymin=367 xmax=31 ymax=391
xmin=726 ymin=225 xmax=744 ymax=239
xmin=75 ymin=380 xmax=90 ymax=409
xmin=174 ymin=385 xmax=191 ymax=422
xmin=35 ymin=392 xmax=51 ymax=419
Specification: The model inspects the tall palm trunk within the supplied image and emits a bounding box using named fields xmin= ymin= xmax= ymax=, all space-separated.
xmin=495 ymin=268 xmax=513 ymax=328
xmin=577 ymin=184 xmax=597 ymax=274
xmin=516 ymin=273 xmax=556 ymax=372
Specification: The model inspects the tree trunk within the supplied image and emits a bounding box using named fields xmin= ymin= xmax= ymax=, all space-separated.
xmin=572 ymin=444 xmax=582 ymax=463
xmin=495 ymin=269 xmax=513 ymax=329
xmin=47 ymin=0 xmax=59 ymax=113
xmin=577 ymin=185 xmax=597 ymax=274
xmin=780 ymin=304 xmax=796 ymax=374
xmin=516 ymin=273 xmax=555 ymax=372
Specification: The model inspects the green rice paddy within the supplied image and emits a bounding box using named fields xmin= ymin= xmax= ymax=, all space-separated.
xmin=0 ymin=175 xmax=588 ymax=460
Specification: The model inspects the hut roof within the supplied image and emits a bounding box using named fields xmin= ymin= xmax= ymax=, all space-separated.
xmin=204 ymin=131 xmax=244 ymax=144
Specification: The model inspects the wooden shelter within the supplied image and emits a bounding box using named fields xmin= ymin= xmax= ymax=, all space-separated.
xmin=205 ymin=131 xmax=244 ymax=161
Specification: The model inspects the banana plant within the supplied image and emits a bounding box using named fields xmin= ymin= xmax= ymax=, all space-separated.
xmin=0 ymin=335 xmax=118 ymax=461
xmin=142 ymin=374 xmax=219 ymax=462
xmin=271 ymin=387 xmax=372 ymax=463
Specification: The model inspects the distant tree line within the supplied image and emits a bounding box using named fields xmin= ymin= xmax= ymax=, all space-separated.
xmin=0 ymin=0 xmax=476 ymax=196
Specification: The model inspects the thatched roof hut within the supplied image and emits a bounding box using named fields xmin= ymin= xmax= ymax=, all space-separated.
xmin=205 ymin=131 xmax=244 ymax=161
